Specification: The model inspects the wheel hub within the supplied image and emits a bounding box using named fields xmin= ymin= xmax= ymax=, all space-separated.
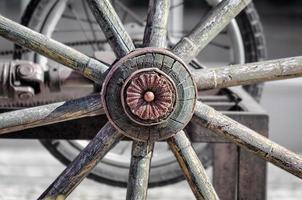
xmin=102 ymin=48 xmax=197 ymax=141
xmin=122 ymin=68 xmax=176 ymax=125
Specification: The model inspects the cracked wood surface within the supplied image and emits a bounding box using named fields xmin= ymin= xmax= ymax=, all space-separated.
xmin=126 ymin=141 xmax=154 ymax=200
xmin=143 ymin=0 xmax=170 ymax=47
xmin=193 ymin=101 xmax=302 ymax=179
xmin=38 ymin=123 xmax=122 ymax=200
xmin=0 ymin=94 xmax=104 ymax=135
xmin=87 ymin=0 xmax=135 ymax=58
xmin=193 ymin=56 xmax=302 ymax=90
xmin=168 ymin=131 xmax=219 ymax=200
xmin=172 ymin=0 xmax=251 ymax=64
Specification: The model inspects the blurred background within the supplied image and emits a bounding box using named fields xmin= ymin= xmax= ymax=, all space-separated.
xmin=0 ymin=0 xmax=301 ymax=199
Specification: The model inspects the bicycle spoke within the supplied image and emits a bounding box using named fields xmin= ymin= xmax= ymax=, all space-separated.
xmin=67 ymin=3 xmax=96 ymax=52
xmin=126 ymin=141 xmax=154 ymax=200
xmin=193 ymin=101 xmax=302 ymax=178
xmin=143 ymin=0 xmax=170 ymax=47
xmin=168 ymin=131 xmax=219 ymax=200
xmin=194 ymin=56 xmax=302 ymax=90
xmin=0 ymin=94 xmax=103 ymax=135
xmin=38 ymin=123 xmax=122 ymax=200
xmin=82 ymin=0 xmax=100 ymax=50
xmin=114 ymin=0 xmax=145 ymax=26
xmin=87 ymin=0 xmax=135 ymax=58
xmin=0 ymin=15 xmax=108 ymax=83
xmin=172 ymin=0 xmax=251 ymax=64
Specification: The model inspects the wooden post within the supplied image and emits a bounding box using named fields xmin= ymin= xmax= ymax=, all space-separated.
xmin=213 ymin=143 xmax=238 ymax=200
xmin=238 ymin=114 xmax=268 ymax=200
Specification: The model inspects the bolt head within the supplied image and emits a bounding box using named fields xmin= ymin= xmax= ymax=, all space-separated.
xmin=17 ymin=64 xmax=34 ymax=77
xmin=144 ymin=91 xmax=155 ymax=102
xmin=18 ymin=92 xmax=34 ymax=100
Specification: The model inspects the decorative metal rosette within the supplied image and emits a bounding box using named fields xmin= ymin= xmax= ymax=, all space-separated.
xmin=102 ymin=48 xmax=197 ymax=142
xmin=123 ymin=70 xmax=176 ymax=125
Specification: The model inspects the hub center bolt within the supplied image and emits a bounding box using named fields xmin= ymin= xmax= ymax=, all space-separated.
xmin=144 ymin=91 xmax=155 ymax=102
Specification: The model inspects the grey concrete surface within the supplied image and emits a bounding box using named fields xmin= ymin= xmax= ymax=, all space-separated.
xmin=0 ymin=142 xmax=301 ymax=200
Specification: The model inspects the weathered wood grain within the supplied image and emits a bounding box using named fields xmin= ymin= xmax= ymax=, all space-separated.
xmin=38 ymin=123 xmax=122 ymax=200
xmin=0 ymin=94 xmax=104 ymax=135
xmin=193 ymin=101 xmax=302 ymax=179
xmin=0 ymin=15 xmax=108 ymax=83
xmin=143 ymin=0 xmax=170 ymax=48
xmin=213 ymin=144 xmax=237 ymax=200
xmin=103 ymin=48 xmax=196 ymax=141
xmin=168 ymin=131 xmax=219 ymax=200
xmin=172 ymin=0 xmax=251 ymax=64
xmin=225 ymin=103 xmax=268 ymax=199
xmin=126 ymin=141 xmax=154 ymax=200
xmin=87 ymin=0 xmax=135 ymax=58
xmin=194 ymin=56 xmax=302 ymax=90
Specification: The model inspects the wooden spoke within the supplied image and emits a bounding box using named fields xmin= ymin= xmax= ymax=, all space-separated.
xmin=193 ymin=101 xmax=302 ymax=178
xmin=126 ymin=141 xmax=154 ymax=200
xmin=0 ymin=94 xmax=104 ymax=135
xmin=39 ymin=123 xmax=122 ymax=200
xmin=87 ymin=0 xmax=135 ymax=58
xmin=0 ymin=15 xmax=108 ymax=83
xmin=172 ymin=0 xmax=251 ymax=64
xmin=143 ymin=0 xmax=170 ymax=47
xmin=168 ymin=131 xmax=219 ymax=200
xmin=194 ymin=55 xmax=302 ymax=90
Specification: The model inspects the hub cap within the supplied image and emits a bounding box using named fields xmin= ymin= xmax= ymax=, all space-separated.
xmin=102 ymin=48 xmax=197 ymax=141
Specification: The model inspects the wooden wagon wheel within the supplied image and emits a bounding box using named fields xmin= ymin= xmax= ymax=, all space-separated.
xmin=0 ymin=0 xmax=301 ymax=199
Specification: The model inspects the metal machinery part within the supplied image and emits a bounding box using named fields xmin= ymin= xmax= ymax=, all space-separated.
xmin=0 ymin=0 xmax=302 ymax=199
xmin=0 ymin=60 xmax=93 ymax=108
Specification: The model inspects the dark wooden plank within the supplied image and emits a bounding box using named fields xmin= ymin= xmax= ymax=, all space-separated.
xmin=188 ymin=113 xmax=267 ymax=143
xmin=213 ymin=143 xmax=238 ymax=200
xmin=238 ymin=114 xmax=268 ymax=200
